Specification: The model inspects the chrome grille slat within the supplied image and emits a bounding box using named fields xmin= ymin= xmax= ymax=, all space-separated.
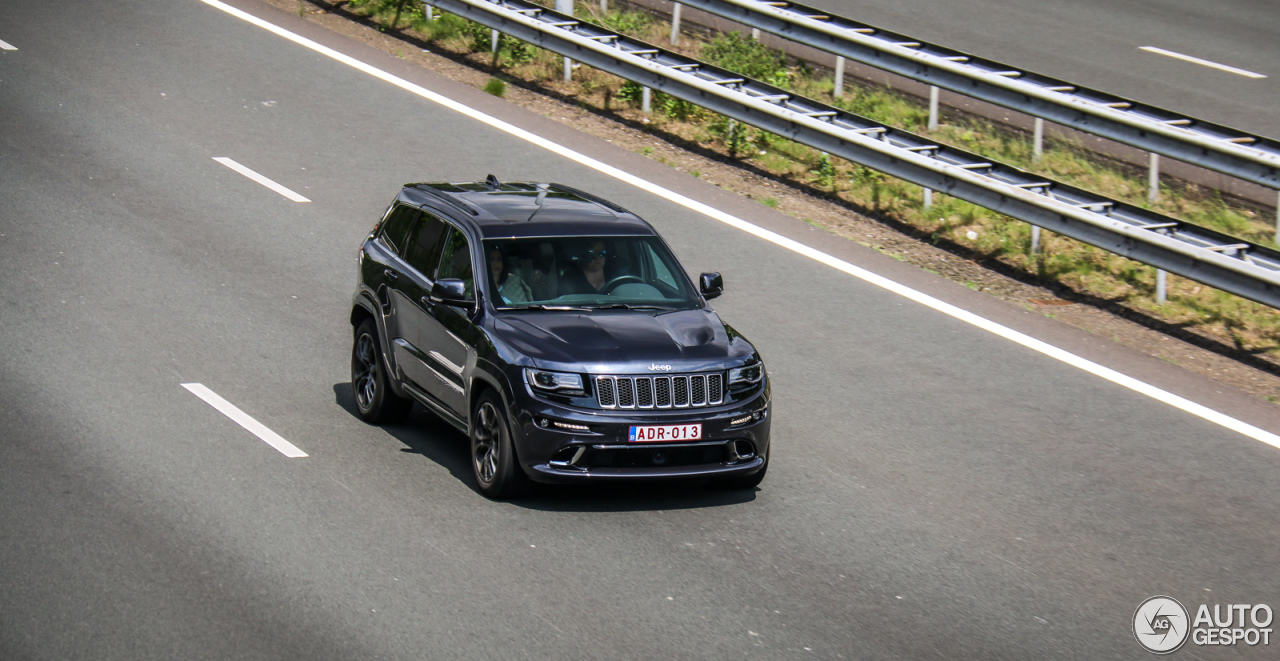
xmin=596 ymin=376 xmax=616 ymax=407
xmin=636 ymin=378 xmax=653 ymax=408
xmin=595 ymin=372 xmax=725 ymax=409
xmin=618 ymin=378 xmax=635 ymax=407
xmin=674 ymin=376 xmax=688 ymax=407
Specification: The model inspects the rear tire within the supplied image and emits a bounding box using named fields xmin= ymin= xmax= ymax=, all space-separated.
xmin=351 ymin=318 xmax=412 ymax=424
xmin=470 ymin=390 xmax=527 ymax=499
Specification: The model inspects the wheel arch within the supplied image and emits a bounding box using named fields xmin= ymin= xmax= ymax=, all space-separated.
xmin=350 ymin=293 xmax=378 ymax=328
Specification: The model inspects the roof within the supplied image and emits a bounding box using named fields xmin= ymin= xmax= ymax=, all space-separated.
xmin=402 ymin=180 xmax=656 ymax=239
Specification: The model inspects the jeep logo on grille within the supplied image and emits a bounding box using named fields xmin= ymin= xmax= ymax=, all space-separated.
xmin=649 ymin=363 xmax=672 ymax=371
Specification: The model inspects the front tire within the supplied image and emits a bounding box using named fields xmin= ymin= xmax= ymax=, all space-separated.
xmin=470 ymin=390 xmax=527 ymax=499
xmin=351 ymin=318 xmax=412 ymax=424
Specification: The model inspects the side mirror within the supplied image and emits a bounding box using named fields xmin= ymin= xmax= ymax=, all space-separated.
xmin=699 ymin=272 xmax=724 ymax=300
xmin=429 ymin=278 xmax=472 ymax=307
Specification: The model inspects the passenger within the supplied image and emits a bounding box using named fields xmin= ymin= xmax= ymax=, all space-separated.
xmin=558 ymin=240 xmax=612 ymax=295
xmin=488 ymin=248 xmax=532 ymax=304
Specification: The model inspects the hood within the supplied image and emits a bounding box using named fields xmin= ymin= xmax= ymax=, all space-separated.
xmin=493 ymin=308 xmax=752 ymax=372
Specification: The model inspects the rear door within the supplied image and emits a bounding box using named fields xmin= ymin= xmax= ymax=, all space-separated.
xmin=389 ymin=210 xmax=449 ymax=393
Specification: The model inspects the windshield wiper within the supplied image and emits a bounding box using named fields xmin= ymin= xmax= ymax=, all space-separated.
xmin=507 ymin=304 xmax=593 ymax=311
xmin=582 ymin=303 xmax=677 ymax=311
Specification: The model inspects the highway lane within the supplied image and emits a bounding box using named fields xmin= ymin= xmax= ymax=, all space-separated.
xmin=806 ymin=0 xmax=1280 ymax=138
xmin=2 ymin=0 xmax=1280 ymax=658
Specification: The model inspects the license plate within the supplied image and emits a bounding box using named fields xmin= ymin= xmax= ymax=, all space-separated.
xmin=628 ymin=423 xmax=702 ymax=443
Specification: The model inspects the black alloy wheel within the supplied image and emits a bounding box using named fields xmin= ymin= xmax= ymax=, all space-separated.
xmin=470 ymin=390 xmax=527 ymax=499
xmin=351 ymin=318 xmax=412 ymax=423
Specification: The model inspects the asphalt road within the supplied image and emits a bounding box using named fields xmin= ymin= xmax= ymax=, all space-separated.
xmin=2 ymin=1 xmax=1279 ymax=658
xmin=807 ymin=0 xmax=1280 ymax=138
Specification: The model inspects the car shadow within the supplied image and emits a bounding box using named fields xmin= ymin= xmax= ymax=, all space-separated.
xmin=333 ymin=383 xmax=758 ymax=511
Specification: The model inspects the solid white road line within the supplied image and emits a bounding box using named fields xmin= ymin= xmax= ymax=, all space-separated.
xmin=212 ymin=156 xmax=311 ymax=202
xmin=0 ymin=38 xmax=17 ymax=51
xmin=200 ymin=0 xmax=1280 ymax=451
xmin=182 ymin=383 xmax=308 ymax=458
xmin=1139 ymin=46 xmax=1266 ymax=79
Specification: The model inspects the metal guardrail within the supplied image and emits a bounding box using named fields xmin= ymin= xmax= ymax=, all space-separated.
xmin=425 ymin=0 xmax=1280 ymax=308
xmin=672 ymin=0 xmax=1280 ymax=191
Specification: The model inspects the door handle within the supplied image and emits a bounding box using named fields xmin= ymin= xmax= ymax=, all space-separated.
xmin=383 ymin=269 xmax=400 ymax=281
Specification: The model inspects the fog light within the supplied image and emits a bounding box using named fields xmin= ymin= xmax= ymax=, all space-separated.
xmin=538 ymin=418 xmax=550 ymax=428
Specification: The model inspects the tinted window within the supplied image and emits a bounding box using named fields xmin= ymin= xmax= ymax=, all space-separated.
xmin=378 ymin=204 xmax=420 ymax=257
xmin=483 ymin=236 xmax=700 ymax=310
xmin=639 ymin=241 xmax=679 ymax=290
xmin=403 ymin=213 xmax=449 ymax=278
xmin=436 ymin=227 xmax=475 ymax=300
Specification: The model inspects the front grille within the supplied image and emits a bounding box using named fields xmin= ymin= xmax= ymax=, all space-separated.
xmin=594 ymin=372 xmax=725 ymax=409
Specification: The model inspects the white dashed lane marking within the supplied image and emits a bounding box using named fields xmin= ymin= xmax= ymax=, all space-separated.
xmin=212 ymin=157 xmax=311 ymax=202
xmin=182 ymin=383 xmax=308 ymax=458
xmin=1139 ymin=46 xmax=1266 ymax=79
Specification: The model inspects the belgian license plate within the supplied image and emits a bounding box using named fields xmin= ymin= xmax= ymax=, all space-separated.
xmin=628 ymin=423 xmax=702 ymax=443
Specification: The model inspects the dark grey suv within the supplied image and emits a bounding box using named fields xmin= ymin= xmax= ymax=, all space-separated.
xmin=350 ymin=177 xmax=770 ymax=498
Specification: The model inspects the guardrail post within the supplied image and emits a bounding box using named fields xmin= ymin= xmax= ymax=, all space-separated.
xmin=1031 ymin=225 xmax=1041 ymax=255
xmin=422 ymin=2 xmax=433 ymax=21
xmin=600 ymin=0 xmax=607 ymax=12
xmin=670 ymin=2 xmax=682 ymax=45
xmin=752 ymin=27 xmax=760 ymax=40
xmin=1275 ymin=190 xmax=1280 ymax=244
xmin=927 ymin=86 xmax=939 ymax=131
xmin=642 ymin=86 xmax=651 ymax=113
xmin=1156 ymin=268 xmax=1167 ymax=304
xmin=1269 ymin=190 xmax=1280 ymax=244
xmin=1033 ymin=118 xmax=1044 ymax=163
xmin=491 ymin=28 xmax=499 ymax=52
xmin=556 ymin=0 xmax=575 ymax=80
xmin=1148 ymin=152 xmax=1160 ymax=203
xmin=833 ymin=56 xmax=845 ymax=100
xmin=922 ymin=187 xmax=932 ymax=208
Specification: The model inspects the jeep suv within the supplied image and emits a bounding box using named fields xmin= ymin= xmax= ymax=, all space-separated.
xmin=350 ymin=177 xmax=770 ymax=498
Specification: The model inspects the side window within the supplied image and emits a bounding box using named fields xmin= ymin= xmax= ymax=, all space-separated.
xmin=435 ymin=227 xmax=475 ymax=300
xmin=403 ymin=213 xmax=449 ymax=278
xmin=378 ymin=204 xmax=420 ymax=257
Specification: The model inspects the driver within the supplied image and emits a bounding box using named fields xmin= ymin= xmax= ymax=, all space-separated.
xmin=558 ymin=240 xmax=614 ymax=296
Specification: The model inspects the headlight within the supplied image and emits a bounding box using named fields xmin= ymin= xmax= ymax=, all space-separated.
xmin=526 ymin=368 xmax=585 ymax=396
xmin=728 ymin=363 xmax=764 ymax=387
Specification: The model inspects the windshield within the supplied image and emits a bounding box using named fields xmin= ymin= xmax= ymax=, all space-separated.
xmin=483 ymin=236 xmax=702 ymax=310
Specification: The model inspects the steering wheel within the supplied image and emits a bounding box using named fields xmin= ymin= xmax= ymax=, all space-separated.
xmin=601 ymin=275 xmax=645 ymax=294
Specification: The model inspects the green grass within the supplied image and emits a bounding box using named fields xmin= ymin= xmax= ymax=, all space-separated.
xmin=483 ymin=77 xmax=506 ymax=97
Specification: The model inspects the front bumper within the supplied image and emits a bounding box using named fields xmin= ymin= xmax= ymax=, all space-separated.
xmin=510 ymin=387 xmax=771 ymax=484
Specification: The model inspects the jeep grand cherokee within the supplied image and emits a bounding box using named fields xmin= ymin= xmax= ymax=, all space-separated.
xmin=350 ymin=176 xmax=770 ymax=498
